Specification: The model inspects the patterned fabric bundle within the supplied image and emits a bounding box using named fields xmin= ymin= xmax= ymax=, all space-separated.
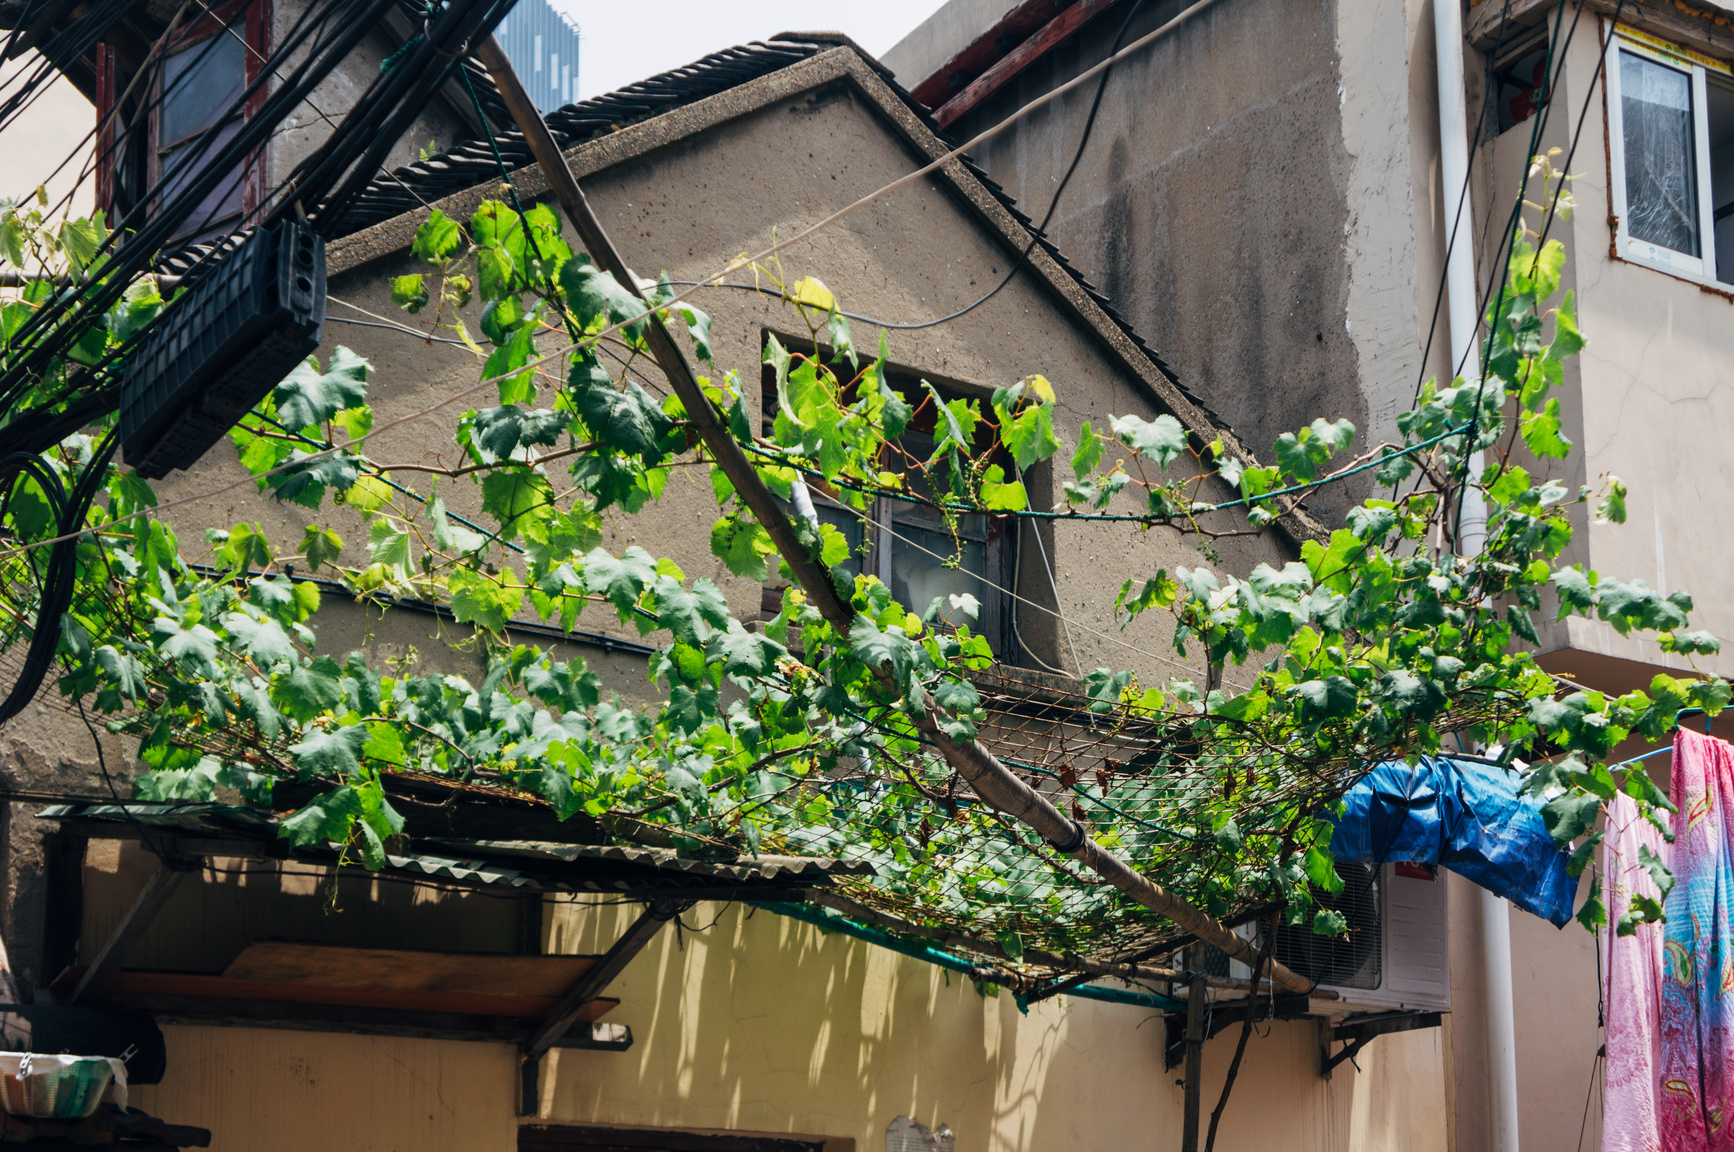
xmin=1660 ymin=730 xmax=1734 ymax=1150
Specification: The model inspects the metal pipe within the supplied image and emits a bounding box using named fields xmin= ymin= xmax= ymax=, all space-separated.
xmin=1434 ymin=0 xmax=1516 ymax=1146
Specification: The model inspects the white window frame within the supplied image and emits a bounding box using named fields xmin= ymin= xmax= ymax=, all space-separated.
xmin=1604 ymin=25 xmax=1729 ymax=284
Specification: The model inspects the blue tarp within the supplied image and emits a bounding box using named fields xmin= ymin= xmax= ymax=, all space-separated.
xmin=1328 ymin=756 xmax=1578 ymax=927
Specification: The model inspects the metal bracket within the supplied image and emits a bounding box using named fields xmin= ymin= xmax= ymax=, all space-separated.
xmin=1320 ymin=1011 xmax=1443 ymax=1077
xmin=518 ymin=898 xmax=691 ymax=1115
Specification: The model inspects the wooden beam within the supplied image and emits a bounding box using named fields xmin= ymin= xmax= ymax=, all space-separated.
xmin=1180 ymin=945 xmax=1208 ymax=1152
xmin=64 ymin=856 xmax=190 ymax=1006
xmin=933 ymin=0 xmax=1118 ymax=129
xmin=474 ymin=31 xmax=1318 ymax=1000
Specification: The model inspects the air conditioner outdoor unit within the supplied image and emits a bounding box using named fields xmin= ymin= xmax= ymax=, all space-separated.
xmin=1230 ymin=862 xmax=1451 ymax=1013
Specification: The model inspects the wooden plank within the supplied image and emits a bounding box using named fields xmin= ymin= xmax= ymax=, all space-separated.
xmin=520 ymin=1124 xmax=829 ymax=1152
xmin=220 ymin=941 xmax=597 ymax=997
xmin=65 ymin=857 xmax=189 ymax=1006
xmin=38 ymin=831 xmax=85 ymax=992
xmin=933 ymin=0 xmax=1119 ymax=129
xmin=906 ymin=0 xmax=1072 ymax=109
xmin=523 ymin=902 xmax=684 ymax=1058
xmin=54 ymin=968 xmax=618 ymax=1021
xmin=79 ymin=993 xmax=632 ymax=1050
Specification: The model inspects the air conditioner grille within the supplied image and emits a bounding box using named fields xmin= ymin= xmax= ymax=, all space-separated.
xmin=1272 ymin=861 xmax=1383 ymax=989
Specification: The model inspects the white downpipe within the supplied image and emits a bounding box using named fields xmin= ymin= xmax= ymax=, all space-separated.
xmin=1434 ymin=0 xmax=1516 ymax=1149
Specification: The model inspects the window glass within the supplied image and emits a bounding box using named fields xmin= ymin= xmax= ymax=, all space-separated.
xmin=889 ymin=429 xmax=991 ymax=621
xmin=1709 ymin=78 xmax=1734 ymax=283
xmin=1621 ymin=50 xmax=1701 ymax=256
xmin=160 ymin=32 xmax=246 ymax=146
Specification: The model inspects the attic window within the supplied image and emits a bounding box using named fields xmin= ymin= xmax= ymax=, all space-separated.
xmin=759 ymin=344 xmax=1020 ymax=662
xmin=1604 ymin=29 xmax=1734 ymax=285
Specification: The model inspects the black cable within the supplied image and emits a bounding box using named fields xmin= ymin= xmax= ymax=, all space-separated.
xmin=794 ymin=0 xmax=1156 ymax=332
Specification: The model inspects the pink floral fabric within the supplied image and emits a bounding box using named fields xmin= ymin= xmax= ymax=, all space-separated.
xmin=1604 ymin=789 xmax=1668 ymax=1152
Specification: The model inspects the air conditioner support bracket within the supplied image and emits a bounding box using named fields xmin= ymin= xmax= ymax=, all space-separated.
xmin=1163 ymin=993 xmax=1313 ymax=1069
xmin=1319 ymin=1011 xmax=1443 ymax=1078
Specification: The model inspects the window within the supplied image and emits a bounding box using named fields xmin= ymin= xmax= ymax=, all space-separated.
xmin=1604 ymin=28 xmax=1734 ymax=285
xmin=760 ymin=349 xmax=1021 ymax=661
xmin=96 ymin=0 xmax=265 ymax=240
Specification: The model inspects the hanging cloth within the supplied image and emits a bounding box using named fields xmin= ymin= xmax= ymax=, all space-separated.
xmin=1603 ymin=789 xmax=1668 ymax=1152
xmin=1660 ymin=730 xmax=1734 ymax=1150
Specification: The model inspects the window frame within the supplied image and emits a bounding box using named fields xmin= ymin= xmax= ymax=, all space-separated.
xmin=756 ymin=334 xmax=1026 ymax=665
xmin=1604 ymin=24 xmax=1729 ymax=285
xmin=96 ymin=0 xmax=269 ymax=235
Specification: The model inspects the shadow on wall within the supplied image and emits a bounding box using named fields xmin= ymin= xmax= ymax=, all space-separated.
xmin=539 ymin=903 xmax=1448 ymax=1152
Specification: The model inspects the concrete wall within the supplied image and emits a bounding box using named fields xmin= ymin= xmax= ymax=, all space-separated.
xmin=915 ymin=0 xmax=1454 ymax=528
xmin=243 ymin=53 xmax=1298 ymax=689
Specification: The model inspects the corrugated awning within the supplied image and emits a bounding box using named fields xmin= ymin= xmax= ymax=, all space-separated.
xmin=38 ymin=802 xmax=873 ymax=897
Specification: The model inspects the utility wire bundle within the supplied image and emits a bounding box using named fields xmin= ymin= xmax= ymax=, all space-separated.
xmin=0 ymin=0 xmax=517 ymax=718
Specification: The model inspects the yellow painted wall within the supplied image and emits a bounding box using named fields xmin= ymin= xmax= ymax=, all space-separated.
xmin=537 ymin=900 xmax=1450 ymax=1152
xmin=113 ymin=895 xmax=1449 ymax=1152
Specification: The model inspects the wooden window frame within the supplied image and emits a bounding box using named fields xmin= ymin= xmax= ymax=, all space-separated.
xmin=95 ymin=0 xmax=269 ymax=234
xmin=757 ymin=331 xmax=1024 ymax=664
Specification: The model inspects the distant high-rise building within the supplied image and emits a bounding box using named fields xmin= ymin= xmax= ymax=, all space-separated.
xmin=494 ymin=0 xmax=581 ymax=113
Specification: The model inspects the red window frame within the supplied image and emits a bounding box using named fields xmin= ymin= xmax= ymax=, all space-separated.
xmin=94 ymin=0 xmax=270 ymax=235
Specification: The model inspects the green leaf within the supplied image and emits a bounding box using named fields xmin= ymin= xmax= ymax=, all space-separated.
xmin=289 ymin=725 xmax=369 ymax=780
xmin=1072 ymin=421 xmax=1104 ymax=478
xmin=271 ymin=655 xmax=346 ymax=722
xmin=1520 ymin=397 xmax=1571 ymax=459
xmin=449 ymin=567 xmax=524 ymax=630
xmin=275 ymin=348 xmax=370 ymax=432
xmin=483 ymin=321 xmax=538 ymax=405
xmin=1576 ymin=874 xmax=1606 ymax=931
xmin=558 ymin=260 xmax=647 ymax=341
xmin=999 ymin=401 xmax=1058 ymax=472
xmin=480 ymin=469 xmax=553 ymax=537
xmin=391 ymin=274 xmax=429 ymax=313
xmin=300 ymin=525 xmax=343 ymax=572
xmin=584 ymin=546 xmax=658 ymax=614
xmin=1293 ymin=675 xmax=1357 ymax=722
xmin=1110 ymin=413 xmax=1188 ymax=468
xmin=412 ymin=209 xmax=463 ymax=262
xmin=1313 ymin=909 xmax=1349 ymax=936
xmin=572 ymin=376 xmax=672 ymax=461
xmin=221 ymin=613 xmax=297 ymax=670
xmin=849 ymin=615 xmax=917 ymax=683
xmin=1304 ymin=845 xmax=1344 ymax=894
xmin=710 ymin=513 xmax=776 ymax=581
xmin=470 ymin=405 xmax=571 ymax=462
xmin=279 ymin=786 xmax=364 ymax=848
xmin=652 ymin=576 xmax=731 ymax=647
xmin=979 ymin=465 xmax=1028 ymax=511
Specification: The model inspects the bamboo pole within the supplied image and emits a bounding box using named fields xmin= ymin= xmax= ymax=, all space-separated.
xmin=475 ymin=37 xmax=1316 ymax=998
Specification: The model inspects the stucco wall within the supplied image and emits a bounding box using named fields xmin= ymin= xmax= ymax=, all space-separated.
xmin=936 ymin=0 xmax=1371 ymax=524
xmin=115 ymin=893 xmax=1451 ymax=1152
xmin=539 ymin=898 xmax=1449 ymax=1152
xmin=195 ymin=56 xmax=1299 ymax=690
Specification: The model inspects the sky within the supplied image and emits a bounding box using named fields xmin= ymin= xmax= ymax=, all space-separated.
xmin=560 ymin=1 xmax=945 ymax=100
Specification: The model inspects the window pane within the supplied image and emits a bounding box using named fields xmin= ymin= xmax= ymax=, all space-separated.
xmin=890 ymin=522 xmax=988 ymax=620
xmin=161 ymin=31 xmax=246 ymax=146
xmin=1621 ymin=51 xmax=1700 ymax=256
xmin=159 ymin=119 xmax=244 ymax=232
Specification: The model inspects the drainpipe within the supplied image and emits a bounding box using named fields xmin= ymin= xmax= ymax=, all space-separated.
xmin=1433 ymin=0 xmax=1518 ymax=1148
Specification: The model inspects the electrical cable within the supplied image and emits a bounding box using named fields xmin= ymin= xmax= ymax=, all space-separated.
xmin=842 ymin=0 xmax=1153 ymax=332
